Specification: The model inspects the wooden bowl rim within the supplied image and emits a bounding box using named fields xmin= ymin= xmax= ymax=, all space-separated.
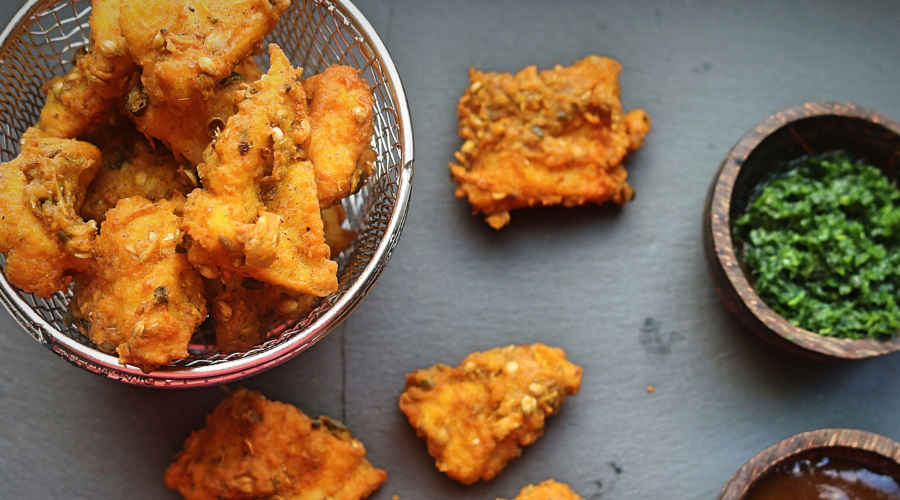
xmin=718 ymin=428 xmax=900 ymax=500
xmin=708 ymin=101 xmax=900 ymax=359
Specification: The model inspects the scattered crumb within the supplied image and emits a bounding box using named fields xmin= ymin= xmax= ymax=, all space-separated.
xmin=646 ymin=385 xmax=654 ymax=393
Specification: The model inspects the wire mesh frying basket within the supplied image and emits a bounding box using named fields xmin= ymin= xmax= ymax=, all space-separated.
xmin=0 ymin=0 xmax=414 ymax=387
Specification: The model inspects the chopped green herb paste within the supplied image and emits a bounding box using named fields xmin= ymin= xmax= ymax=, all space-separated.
xmin=734 ymin=152 xmax=900 ymax=339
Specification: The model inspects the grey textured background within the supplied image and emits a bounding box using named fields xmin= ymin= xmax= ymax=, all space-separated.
xmin=2 ymin=0 xmax=900 ymax=499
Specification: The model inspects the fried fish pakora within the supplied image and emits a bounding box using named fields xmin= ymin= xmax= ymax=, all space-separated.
xmin=183 ymin=44 xmax=337 ymax=297
xmin=499 ymin=480 xmax=586 ymax=500
xmin=71 ymin=196 xmax=207 ymax=373
xmin=182 ymin=46 xmax=301 ymax=271
xmin=81 ymin=111 xmax=190 ymax=223
xmin=165 ymin=388 xmax=387 ymax=500
xmin=303 ymin=65 xmax=376 ymax=208
xmin=206 ymin=279 xmax=315 ymax=354
xmin=38 ymin=0 xmax=137 ymax=138
xmin=399 ymin=344 xmax=583 ymax=484
xmin=17 ymin=127 xmax=103 ymax=258
xmin=39 ymin=69 xmax=111 ymax=140
xmin=234 ymin=157 xmax=337 ymax=295
xmin=322 ymin=204 xmax=356 ymax=257
xmin=449 ymin=55 xmax=651 ymax=229
xmin=81 ymin=0 xmax=138 ymax=100
xmin=0 ymin=132 xmax=99 ymax=297
xmin=119 ymin=0 xmax=289 ymax=111
xmin=207 ymin=207 xmax=349 ymax=354
xmin=125 ymin=59 xmax=264 ymax=165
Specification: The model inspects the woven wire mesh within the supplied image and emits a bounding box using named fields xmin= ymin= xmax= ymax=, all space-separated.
xmin=0 ymin=0 xmax=412 ymax=384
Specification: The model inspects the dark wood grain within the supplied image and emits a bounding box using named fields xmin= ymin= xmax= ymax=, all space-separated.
xmin=717 ymin=429 xmax=900 ymax=500
xmin=703 ymin=101 xmax=900 ymax=360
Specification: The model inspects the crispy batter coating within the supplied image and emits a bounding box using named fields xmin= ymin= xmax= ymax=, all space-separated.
xmin=183 ymin=46 xmax=304 ymax=270
xmin=82 ymin=0 xmax=138 ymax=99
xmin=165 ymin=388 xmax=387 ymax=500
xmin=499 ymin=480 xmax=586 ymax=500
xmin=236 ymin=157 xmax=337 ymax=295
xmin=38 ymin=0 xmax=137 ymax=138
xmin=39 ymin=70 xmax=112 ymax=140
xmin=119 ymin=0 xmax=289 ymax=111
xmin=322 ymin=204 xmax=356 ymax=257
xmin=71 ymin=196 xmax=207 ymax=373
xmin=303 ymin=65 xmax=376 ymax=208
xmin=183 ymin=45 xmax=337 ymax=297
xmin=449 ymin=55 xmax=651 ymax=229
xmin=81 ymin=112 xmax=190 ymax=223
xmin=206 ymin=279 xmax=315 ymax=354
xmin=16 ymin=127 xmax=103 ymax=258
xmin=126 ymin=59 xmax=264 ymax=165
xmin=399 ymin=344 xmax=583 ymax=484
xmin=0 ymin=131 xmax=99 ymax=297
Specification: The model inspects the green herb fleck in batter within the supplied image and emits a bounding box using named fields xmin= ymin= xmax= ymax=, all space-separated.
xmin=734 ymin=152 xmax=900 ymax=339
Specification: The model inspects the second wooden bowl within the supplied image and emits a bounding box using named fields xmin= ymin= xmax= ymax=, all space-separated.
xmin=718 ymin=429 xmax=900 ymax=500
xmin=703 ymin=101 xmax=900 ymax=360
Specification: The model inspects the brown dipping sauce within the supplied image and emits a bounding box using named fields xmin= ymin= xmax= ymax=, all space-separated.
xmin=746 ymin=456 xmax=900 ymax=500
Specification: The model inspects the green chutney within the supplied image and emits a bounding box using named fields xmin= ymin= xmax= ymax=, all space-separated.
xmin=734 ymin=152 xmax=900 ymax=339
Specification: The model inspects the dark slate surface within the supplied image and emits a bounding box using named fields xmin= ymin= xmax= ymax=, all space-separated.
xmin=2 ymin=0 xmax=900 ymax=499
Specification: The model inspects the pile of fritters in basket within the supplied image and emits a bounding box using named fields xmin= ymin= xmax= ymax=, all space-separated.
xmin=0 ymin=0 xmax=376 ymax=373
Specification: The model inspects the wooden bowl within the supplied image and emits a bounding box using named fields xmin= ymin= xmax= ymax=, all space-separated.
xmin=703 ymin=101 xmax=900 ymax=360
xmin=718 ymin=429 xmax=900 ymax=500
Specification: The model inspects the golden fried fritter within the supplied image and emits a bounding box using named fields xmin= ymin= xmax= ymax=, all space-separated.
xmin=399 ymin=344 xmax=583 ymax=484
xmin=39 ymin=71 xmax=111 ymax=140
xmin=165 ymin=388 xmax=387 ymax=500
xmin=83 ymin=0 xmax=138 ymax=100
xmin=17 ymin=127 xmax=103 ymax=258
xmin=0 ymin=132 xmax=97 ymax=297
xmin=182 ymin=46 xmax=302 ymax=271
xmin=38 ymin=0 xmax=137 ymax=138
xmin=125 ymin=59 xmax=264 ymax=165
xmin=206 ymin=279 xmax=315 ymax=354
xmin=239 ymin=157 xmax=337 ymax=295
xmin=0 ymin=178 xmax=83 ymax=297
xmin=205 ymin=279 xmax=272 ymax=354
xmin=119 ymin=0 xmax=289 ymax=111
xmin=71 ymin=196 xmax=207 ymax=373
xmin=499 ymin=480 xmax=586 ymax=500
xmin=322 ymin=204 xmax=356 ymax=257
xmin=449 ymin=55 xmax=651 ymax=229
xmin=81 ymin=112 xmax=190 ymax=223
xmin=303 ymin=65 xmax=376 ymax=208
xmin=183 ymin=44 xmax=337 ymax=297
